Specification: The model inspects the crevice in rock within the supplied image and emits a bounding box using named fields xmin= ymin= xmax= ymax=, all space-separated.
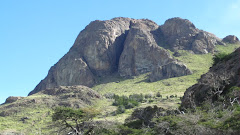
xmin=113 ymin=30 xmax=129 ymax=72
xmin=151 ymin=27 xmax=167 ymax=49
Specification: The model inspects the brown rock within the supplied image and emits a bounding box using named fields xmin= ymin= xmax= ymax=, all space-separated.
xmin=4 ymin=96 xmax=22 ymax=104
xmin=118 ymin=19 xmax=174 ymax=76
xmin=149 ymin=61 xmax=192 ymax=82
xmin=222 ymin=35 xmax=240 ymax=44
xmin=29 ymin=17 xmax=132 ymax=95
xmin=29 ymin=53 xmax=95 ymax=95
xmin=160 ymin=17 xmax=225 ymax=54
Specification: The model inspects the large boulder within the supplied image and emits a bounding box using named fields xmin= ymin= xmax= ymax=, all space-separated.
xmin=149 ymin=61 xmax=192 ymax=82
xmin=222 ymin=35 xmax=240 ymax=44
xmin=4 ymin=96 xmax=22 ymax=104
xmin=181 ymin=47 xmax=240 ymax=109
xmin=118 ymin=19 xmax=175 ymax=76
xmin=160 ymin=17 xmax=225 ymax=54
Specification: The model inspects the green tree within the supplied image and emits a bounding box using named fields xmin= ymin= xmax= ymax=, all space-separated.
xmin=52 ymin=107 xmax=99 ymax=134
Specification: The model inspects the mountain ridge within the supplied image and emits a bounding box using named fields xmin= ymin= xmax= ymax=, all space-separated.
xmin=29 ymin=17 xmax=226 ymax=95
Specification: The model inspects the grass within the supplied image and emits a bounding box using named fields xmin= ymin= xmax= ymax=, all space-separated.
xmin=93 ymin=51 xmax=213 ymax=99
xmin=0 ymin=105 xmax=54 ymax=134
xmin=93 ymin=43 xmax=239 ymax=102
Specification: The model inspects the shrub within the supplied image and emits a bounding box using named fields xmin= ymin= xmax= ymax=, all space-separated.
xmin=52 ymin=107 xmax=99 ymax=134
xmin=213 ymin=52 xmax=232 ymax=66
xmin=104 ymin=93 xmax=115 ymax=99
xmin=129 ymin=94 xmax=144 ymax=102
xmin=113 ymin=94 xmax=143 ymax=111
xmin=118 ymin=125 xmax=152 ymax=135
xmin=116 ymin=105 xmax=126 ymax=114
xmin=221 ymin=106 xmax=240 ymax=130
xmin=156 ymin=92 xmax=162 ymax=98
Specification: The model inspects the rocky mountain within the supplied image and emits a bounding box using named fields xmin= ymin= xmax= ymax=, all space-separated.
xmin=29 ymin=17 xmax=225 ymax=95
xmin=181 ymin=47 xmax=240 ymax=108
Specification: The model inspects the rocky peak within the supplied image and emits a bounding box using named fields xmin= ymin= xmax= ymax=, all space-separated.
xmin=223 ymin=35 xmax=240 ymax=44
xmin=160 ymin=17 xmax=225 ymax=54
xmin=161 ymin=17 xmax=198 ymax=38
xmin=30 ymin=17 xmax=226 ymax=95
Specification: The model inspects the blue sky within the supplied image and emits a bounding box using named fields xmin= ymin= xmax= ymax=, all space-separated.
xmin=0 ymin=0 xmax=240 ymax=104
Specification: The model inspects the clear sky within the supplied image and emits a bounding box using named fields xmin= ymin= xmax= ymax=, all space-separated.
xmin=1 ymin=0 xmax=240 ymax=104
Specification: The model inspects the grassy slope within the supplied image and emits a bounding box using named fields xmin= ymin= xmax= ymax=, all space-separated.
xmin=93 ymin=51 xmax=212 ymax=98
xmin=0 ymin=96 xmax=54 ymax=134
xmin=94 ymin=44 xmax=240 ymax=98
xmin=0 ymin=44 xmax=239 ymax=134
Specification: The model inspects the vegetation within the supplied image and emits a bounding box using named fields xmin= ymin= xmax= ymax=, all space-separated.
xmin=0 ymin=43 xmax=239 ymax=134
xmin=52 ymin=107 xmax=99 ymax=134
xmin=212 ymin=52 xmax=232 ymax=66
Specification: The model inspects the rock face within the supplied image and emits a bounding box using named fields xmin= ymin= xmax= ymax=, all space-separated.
xmin=118 ymin=19 xmax=174 ymax=76
xmin=160 ymin=17 xmax=225 ymax=54
xmin=222 ymin=35 xmax=240 ymax=44
xmin=149 ymin=61 xmax=192 ymax=82
xmin=30 ymin=17 xmax=132 ymax=95
xmin=181 ymin=47 xmax=240 ymax=109
xmin=30 ymin=17 xmax=225 ymax=95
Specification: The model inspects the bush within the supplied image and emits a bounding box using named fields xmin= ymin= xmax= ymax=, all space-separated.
xmin=221 ymin=106 xmax=240 ymax=130
xmin=156 ymin=92 xmax=162 ymax=98
xmin=213 ymin=52 xmax=232 ymax=66
xmin=113 ymin=94 xmax=143 ymax=113
xmin=118 ymin=125 xmax=152 ymax=135
xmin=52 ymin=107 xmax=99 ymax=134
xmin=116 ymin=105 xmax=126 ymax=114
xmin=104 ymin=93 xmax=115 ymax=99
xmin=129 ymin=94 xmax=144 ymax=102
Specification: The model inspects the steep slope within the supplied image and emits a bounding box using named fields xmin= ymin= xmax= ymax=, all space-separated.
xmin=30 ymin=18 xmax=132 ymax=95
xmin=181 ymin=47 xmax=240 ymax=108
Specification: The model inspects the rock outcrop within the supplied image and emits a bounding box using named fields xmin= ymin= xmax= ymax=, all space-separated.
xmin=4 ymin=96 xmax=23 ymax=104
xmin=29 ymin=17 xmax=225 ymax=95
xmin=1 ymin=85 xmax=101 ymax=116
xmin=181 ymin=47 xmax=240 ymax=109
xmin=118 ymin=19 xmax=174 ymax=76
xmin=149 ymin=61 xmax=192 ymax=82
xmin=222 ymin=35 xmax=240 ymax=44
xmin=160 ymin=17 xmax=225 ymax=54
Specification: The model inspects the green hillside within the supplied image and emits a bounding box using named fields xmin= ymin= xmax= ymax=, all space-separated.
xmin=0 ymin=44 xmax=239 ymax=134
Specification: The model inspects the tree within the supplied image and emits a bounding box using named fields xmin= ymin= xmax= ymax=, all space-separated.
xmin=52 ymin=106 xmax=99 ymax=134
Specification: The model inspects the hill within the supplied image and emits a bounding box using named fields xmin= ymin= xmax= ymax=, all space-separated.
xmin=0 ymin=17 xmax=240 ymax=134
